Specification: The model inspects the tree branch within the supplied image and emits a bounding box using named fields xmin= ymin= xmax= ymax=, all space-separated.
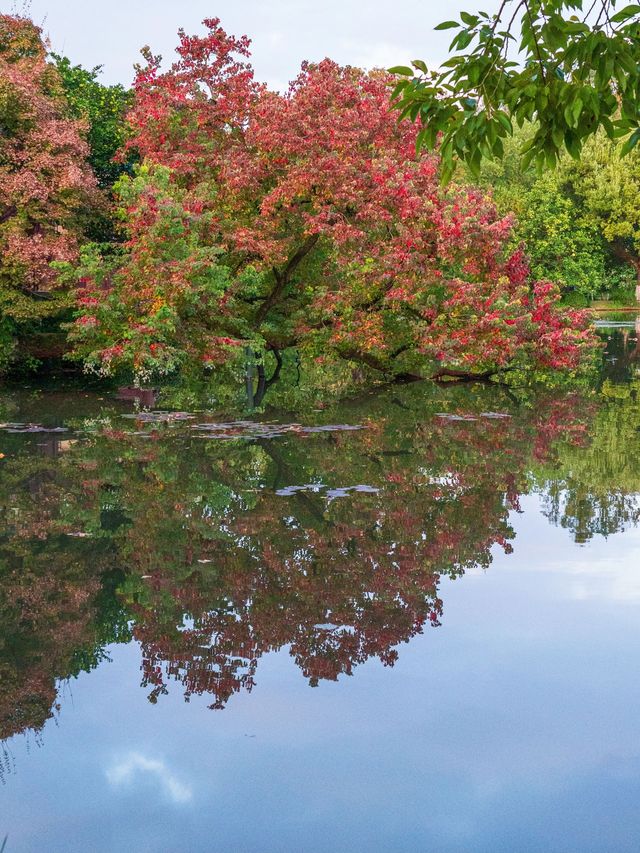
xmin=523 ymin=0 xmax=546 ymax=82
xmin=256 ymin=233 xmax=320 ymax=324
xmin=430 ymin=366 xmax=514 ymax=382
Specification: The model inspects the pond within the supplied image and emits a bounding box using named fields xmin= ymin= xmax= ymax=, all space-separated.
xmin=1 ymin=321 xmax=639 ymax=852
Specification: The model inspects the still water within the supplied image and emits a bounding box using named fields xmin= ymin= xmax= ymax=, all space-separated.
xmin=1 ymin=324 xmax=639 ymax=852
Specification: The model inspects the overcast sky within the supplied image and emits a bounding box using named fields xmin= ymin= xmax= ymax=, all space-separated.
xmin=12 ymin=0 xmax=500 ymax=90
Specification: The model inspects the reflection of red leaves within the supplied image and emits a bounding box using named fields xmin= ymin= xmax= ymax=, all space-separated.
xmin=1 ymin=387 xmax=598 ymax=731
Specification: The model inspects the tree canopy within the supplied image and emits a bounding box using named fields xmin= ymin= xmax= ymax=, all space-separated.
xmin=63 ymin=18 xmax=596 ymax=388
xmin=52 ymin=54 xmax=133 ymax=189
xmin=0 ymin=15 xmax=97 ymax=363
xmin=567 ymin=132 xmax=640 ymax=296
xmin=468 ymin=124 xmax=639 ymax=303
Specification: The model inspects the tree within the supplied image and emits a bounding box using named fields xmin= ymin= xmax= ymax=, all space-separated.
xmin=66 ymin=18 xmax=596 ymax=389
xmin=0 ymin=15 xmax=97 ymax=361
xmin=0 ymin=449 xmax=128 ymax=744
xmin=466 ymin=123 xmax=640 ymax=303
xmin=506 ymin=173 xmax=608 ymax=299
xmin=52 ymin=54 xmax=133 ymax=189
xmin=564 ymin=132 xmax=640 ymax=300
xmin=391 ymin=1 xmax=640 ymax=180
xmin=536 ymin=326 xmax=640 ymax=541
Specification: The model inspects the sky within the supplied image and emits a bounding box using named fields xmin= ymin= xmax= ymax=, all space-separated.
xmin=10 ymin=0 xmax=500 ymax=90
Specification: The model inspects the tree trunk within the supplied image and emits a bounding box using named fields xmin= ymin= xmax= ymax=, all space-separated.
xmin=245 ymin=347 xmax=255 ymax=408
xmin=609 ymin=241 xmax=640 ymax=304
xmin=249 ymin=347 xmax=284 ymax=408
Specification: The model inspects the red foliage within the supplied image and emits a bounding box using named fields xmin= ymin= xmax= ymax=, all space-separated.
xmin=71 ymin=17 xmax=596 ymax=379
xmin=0 ymin=16 xmax=96 ymax=318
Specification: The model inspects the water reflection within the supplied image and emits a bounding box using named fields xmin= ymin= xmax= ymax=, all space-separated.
xmin=0 ymin=325 xmax=638 ymax=751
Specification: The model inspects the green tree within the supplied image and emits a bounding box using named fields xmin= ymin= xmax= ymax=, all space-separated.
xmin=516 ymin=175 xmax=607 ymax=300
xmin=392 ymin=1 xmax=640 ymax=180
xmin=52 ymin=55 xmax=133 ymax=189
xmin=472 ymin=126 xmax=634 ymax=302
xmin=565 ymin=133 xmax=640 ymax=300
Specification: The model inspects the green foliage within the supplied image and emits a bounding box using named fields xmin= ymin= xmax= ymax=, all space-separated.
xmin=392 ymin=1 xmax=640 ymax=180
xmin=52 ymin=54 xmax=135 ymax=244
xmin=471 ymin=124 xmax=639 ymax=300
xmin=515 ymin=174 xmax=607 ymax=297
xmin=52 ymin=54 xmax=133 ymax=189
xmin=565 ymin=132 xmax=640 ymax=267
xmin=0 ymin=316 xmax=16 ymax=372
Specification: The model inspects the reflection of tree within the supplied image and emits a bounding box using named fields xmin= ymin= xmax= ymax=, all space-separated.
xmin=0 ymin=386 xmax=600 ymax=735
xmin=597 ymin=323 xmax=640 ymax=384
xmin=537 ymin=375 xmax=640 ymax=542
xmin=0 ymin=455 xmax=129 ymax=745
xmin=0 ymin=381 xmax=603 ymax=740
xmin=4 ymin=330 xmax=640 ymax=742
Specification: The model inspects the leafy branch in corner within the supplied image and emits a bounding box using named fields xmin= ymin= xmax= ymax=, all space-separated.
xmin=390 ymin=1 xmax=640 ymax=181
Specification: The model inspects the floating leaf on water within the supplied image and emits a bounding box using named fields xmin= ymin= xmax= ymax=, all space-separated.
xmin=302 ymin=424 xmax=364 ymax=433
xmin=121 ymin=411 xmax=196 ymax=423
xmin=191 ymin=421 xmax=365 ymax=441
xmin=275 ymin=483 xmax=324 ymax=496
xmin=2 ymin=423 xmax=69 ymax=433
xmin=435 ymin=413 xmax=477 ymax=422
xmin=276 ymin=483 xmax=379 ymax=498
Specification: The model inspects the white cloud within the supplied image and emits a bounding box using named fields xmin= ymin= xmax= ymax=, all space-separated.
xmin=559 ymin=552 xmax=640 ymax=603
xmin=527 ymin=521 xmax=640 ymax=602
xmin=106 ymin=752 xmax=193 ymax=804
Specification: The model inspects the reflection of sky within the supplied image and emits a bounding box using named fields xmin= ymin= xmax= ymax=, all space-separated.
xmin=2 ymin=495 xmax=640 ymax=852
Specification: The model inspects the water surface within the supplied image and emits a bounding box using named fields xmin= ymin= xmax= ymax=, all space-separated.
xmin=1 ymin=325 xmax=639 ymax=852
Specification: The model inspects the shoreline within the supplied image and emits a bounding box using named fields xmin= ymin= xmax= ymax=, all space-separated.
xmin=588 ymin=306 xmax=639 ymax=314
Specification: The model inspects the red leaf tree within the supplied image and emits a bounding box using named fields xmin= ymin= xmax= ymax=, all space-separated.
xmin=0 ymin=15 xmax=97 ymax=350
xmin=68 ymin=18 xmax=596 ymax=385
